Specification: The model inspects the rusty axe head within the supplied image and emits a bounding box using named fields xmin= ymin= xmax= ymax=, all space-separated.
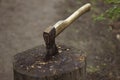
xmin=43 ymin=26 xmax=58 ymax=60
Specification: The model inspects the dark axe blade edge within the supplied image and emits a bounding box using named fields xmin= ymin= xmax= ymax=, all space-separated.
xmin=43 ymin=27 xmax=58 ymax=61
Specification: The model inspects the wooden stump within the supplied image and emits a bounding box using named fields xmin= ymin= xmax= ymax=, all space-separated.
xmin=13 ymin=45 xmax=86 ymax=80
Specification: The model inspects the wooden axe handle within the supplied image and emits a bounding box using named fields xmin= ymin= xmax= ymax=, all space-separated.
xmin=65 ymin=3 xmax=91 ymax=25
xmin=43 ymin=3 xmax=91 ymax=59
xmin=44 ymin=3 xmax=91 ymax=37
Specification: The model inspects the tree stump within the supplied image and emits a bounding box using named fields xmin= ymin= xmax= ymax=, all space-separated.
xmin=13 ymin=45 xmax=86 ymax=80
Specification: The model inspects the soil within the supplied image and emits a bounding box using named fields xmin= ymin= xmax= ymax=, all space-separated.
xmin=56 ymin=0 xmax=120 ymax=80
xmin=0 ymin=0 xmax=64 ymax=80
xmin=14 ymin=45 xmax=85 ymax=77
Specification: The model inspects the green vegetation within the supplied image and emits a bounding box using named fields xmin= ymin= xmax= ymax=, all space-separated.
xmin=93 ymin=0 xmax=120 ymax=21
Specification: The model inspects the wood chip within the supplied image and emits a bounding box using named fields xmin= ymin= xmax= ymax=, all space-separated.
xmin=58 ymin=50 xmax=62 ymax=53
xmin=53 ymin=70 xmax=57 ymax=75
xmin=20 ymin=65 xmax=23 ymax=68
xmin=50 ymin=68 xmax=53 ymax=71
xmin=66 ymin=48 xmax=70 ymax=51
xmin=26 ymin=67 xmax=29 ymax=70
xmin=116 ymin=34 xmax=120 ymax=40
xmin=75 ymin=67 xmax=78 ymax=69
xmin=31 ymin=65 xmax=35 ymax=68
xmin=43 ymin=70 xmax=45 ymax=72
xmin=58 ymin=46 xmax=61 ymax=49
xmin=38 ymin=62 xmax=47 ymax=65
xmin=37 ymin=66 xmax=42 ymax=69
xmin=79 ymin=56 xmax=85 ymax=61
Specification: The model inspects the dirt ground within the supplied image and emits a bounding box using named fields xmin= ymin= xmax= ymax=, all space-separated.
xmin=58 ymin=0 xmax=120 ymax=80
xmin=0 ymin=0 xmax=64 ymax=80
xmin=0 ymin=0 xmax=119 ymax=80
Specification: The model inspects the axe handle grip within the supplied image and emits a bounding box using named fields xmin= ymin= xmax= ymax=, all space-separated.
xmin=65 ymin=3 xmax=91 ymax=25
xmin=44 ymin=3 xmax=91 ymax=37
xmin=55 ymin=3 xmax=91 ymax=36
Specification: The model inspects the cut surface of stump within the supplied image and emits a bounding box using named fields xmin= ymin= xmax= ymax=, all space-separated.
xmin=13 ymin=45 xmax=86 ymax=80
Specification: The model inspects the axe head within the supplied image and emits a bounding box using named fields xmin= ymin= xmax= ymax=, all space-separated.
xmin=43 ymin=26 xmax=58 ymax=61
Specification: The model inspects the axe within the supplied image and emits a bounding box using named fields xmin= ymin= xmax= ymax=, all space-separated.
xmin=43 ymin=3 xmax=91 ymax=60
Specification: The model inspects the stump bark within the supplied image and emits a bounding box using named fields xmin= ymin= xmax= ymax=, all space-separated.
xmin=13 ymin=45 xmax=86 ymax=80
